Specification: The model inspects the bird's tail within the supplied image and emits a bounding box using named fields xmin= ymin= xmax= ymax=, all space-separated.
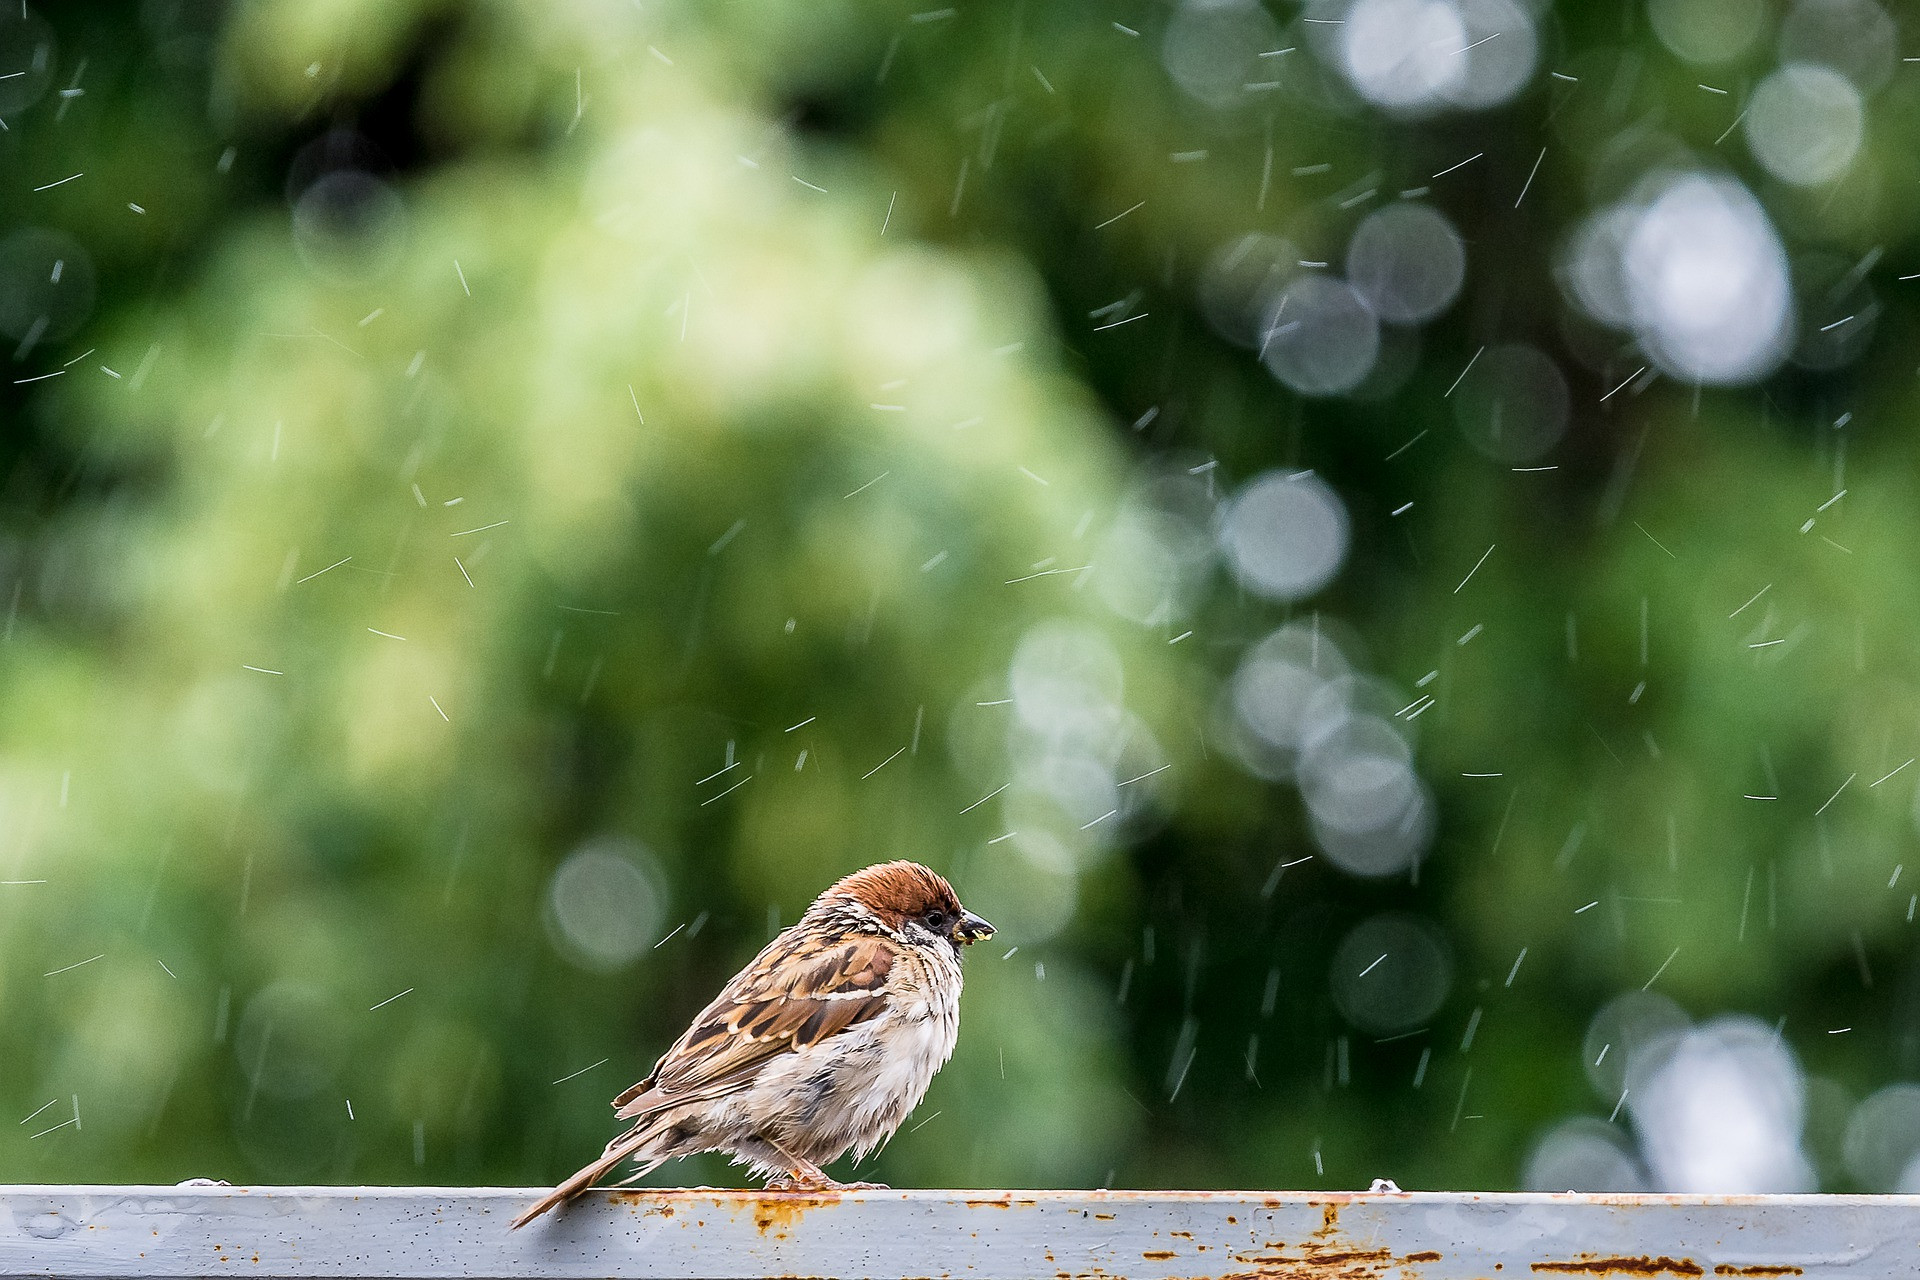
xmin=511 ymin=1125 xmax=665 ymax=1230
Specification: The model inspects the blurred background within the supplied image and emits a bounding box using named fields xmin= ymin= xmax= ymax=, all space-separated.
xmin=1 ymin=0 xmax=1918 ymax=1196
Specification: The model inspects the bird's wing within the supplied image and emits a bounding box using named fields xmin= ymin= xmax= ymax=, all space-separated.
xmin=612 ymin=929 xmax=897 ymax=1120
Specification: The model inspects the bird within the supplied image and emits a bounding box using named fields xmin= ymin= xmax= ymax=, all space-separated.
xmin=513 ymin=860 xmax=994 ymax=1227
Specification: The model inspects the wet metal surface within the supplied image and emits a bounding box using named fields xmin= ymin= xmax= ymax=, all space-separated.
xmin=0 ymin=1186 xmax=1915 ymax=1279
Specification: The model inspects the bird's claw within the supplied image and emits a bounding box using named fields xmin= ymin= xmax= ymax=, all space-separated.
xmin=763 ymin=1176 xmax=889 ymax=1193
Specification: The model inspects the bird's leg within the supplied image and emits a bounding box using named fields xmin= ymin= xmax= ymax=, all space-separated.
xmin=755 ymin=1138 xmax=888 ymax=1193
xmin=764 ymin=1165 xmax=889 ymax=1192
xmin=753 ymin=1136 xmax=833 ymax=1192
xmin=763 ymin=1158 xmax=831 ymax=1192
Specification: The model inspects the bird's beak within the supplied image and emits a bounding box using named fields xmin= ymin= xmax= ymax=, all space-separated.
xmin=953 ymin=911 xmax=995 ymax=945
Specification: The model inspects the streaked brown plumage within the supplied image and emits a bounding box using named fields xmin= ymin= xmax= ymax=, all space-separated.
xmin=513 ymin=860 xmax=993 ymax=1227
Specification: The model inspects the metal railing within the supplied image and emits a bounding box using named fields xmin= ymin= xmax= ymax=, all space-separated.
xmin=1 ymin=1185 xmax=1913 ymax=1278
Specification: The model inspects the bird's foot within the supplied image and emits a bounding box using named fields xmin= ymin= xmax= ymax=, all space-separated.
xmin=1367 ymin=1178 xmax=1404 ymax=1194
xmin=763 ymin=1175 xmax=889 ymax=1193
xmin=764 ymin=1175 xmax=828 ymax=1193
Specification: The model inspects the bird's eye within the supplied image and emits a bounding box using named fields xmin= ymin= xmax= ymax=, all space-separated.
xmin=925 ymin=910 xmax=948 ymax=930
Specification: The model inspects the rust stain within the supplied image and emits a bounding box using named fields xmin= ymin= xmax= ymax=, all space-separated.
xmin=1230 ymin=1237 xmax=1439 ymax=1279
xmin=605 ymin=1194 xmax=678 ymax=1219
xmin=1712 ymin=1268 xmax=1802 ymax=1277
xmin=1532 ymin=1258 xmax=1705 ymax=1277
xmin=1142 ymin=1250 xmax=1178 ymax=1260
xmin=744 ymin=1193 xmax=840 ymax=1237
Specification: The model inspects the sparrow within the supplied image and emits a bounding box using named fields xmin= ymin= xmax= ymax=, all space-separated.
xmin=513 ymin=860 xmax=994 ymax=1227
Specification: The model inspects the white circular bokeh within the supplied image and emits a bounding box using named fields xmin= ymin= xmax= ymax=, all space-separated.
xmin=1779 ymin=0 xmax=1896 ymax=93
xmin=1301 ymin=715 xmax=1434 ymax=878
xmin=1442 ymin=0 xmax=1540 ymax=110
xmin=1626 ymin=1016 xmax=1813 ymax=1193
xmin=1647 ymin=0 xmax=1768 ymax=64
xmin=1557 ymin=206 xmax=1640 ymax=330
xmin=1346 ymin=204 xmax=1466 ymax=325
xmin=1744 ymin=63 xmax=1864 ymax=188
xmin=1010 ymin=620 xmax=1125 ymax=745
xmin=1623 ymin=173 xmax=1794 ymax=384
xmin=1093 ymin=500 xmax=1214 ymax=626
xmin=544 ymin=837 xmax=667 ymax=972
xmin=1260 ymin=275 xmax=1381 ymax=396
xmin=1224 ymin=622 xmax=1352 ymax=780
xmin=1842 ymin=1084 xmax=1920 ymax=1191
xmin=964 ymin=838 xmax=1080 ymax=945
xmin=1332 ymin=0 xmax=1535 ymax=112
xmin=1301 ymin=715 xmax=1415 ymax=833
xmin=1217 ymin=471 xmax=1350 ymax=602
xmin=1162 ymin=0 xmax=1284 ymax=111
xmin=1524 ymin=1118 xmax=1651 ymax=1192
xmin=1583 ymin=989 xmax=1691 ymax=1101
xmin=1339 ymin=0 xmax=1468 ymax=111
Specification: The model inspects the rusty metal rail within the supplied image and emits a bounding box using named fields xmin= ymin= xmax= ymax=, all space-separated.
xmin=1 ymin=1185 xmax=1914 ymax=1278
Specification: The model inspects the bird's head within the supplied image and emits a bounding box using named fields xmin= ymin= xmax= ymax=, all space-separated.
xmin=825 ymin=860 xmax=995 ymax=954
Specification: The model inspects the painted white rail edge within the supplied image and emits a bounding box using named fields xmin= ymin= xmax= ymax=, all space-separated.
xmin=2 ymin=1185 xmax=1916 ymax=1279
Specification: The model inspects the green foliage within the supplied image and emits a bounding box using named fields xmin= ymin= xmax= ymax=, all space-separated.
xmin=3 ymin=0 xmax=1919 ymax=1194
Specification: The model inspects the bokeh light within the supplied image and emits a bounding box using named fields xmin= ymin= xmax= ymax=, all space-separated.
xmin=1777 ymin=0 xmax=1897 ymax=92
xmin=1217 ymin=471 xmax=1350 ymax=601
xmin=1346 ymin=204 xmax=1465 ymax=326
xmin=1162 ymin=0 xmax=1284 ymax=112
xmin=1647 ymin=0 xmax=1769 ymax=65
xmin=1523 ymin=1118 xmax=1649 ymax=1193
xmin=1224 ymin=621 xmax=1354 ymax=781
xmin=1338 ymin=0 xmax=1469 ymax=113
xmin=1627 ymin=1017 xmax=1813 ymax=1193
xmin=1623 ymin=173 xmax=1795 ymax=384
xmin=1745 ymin=64 xmax=1864 ymax=188
xmin=1842 ymin=1084 xmax=1920 ymax=1192
xmin=1328 ymin=913 xmax=1452 ymax=1034
xmin=544 ymin=840 xmax=668 ymax=973
xmin=1260 ymin=275 xmax=1381 ymax=397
